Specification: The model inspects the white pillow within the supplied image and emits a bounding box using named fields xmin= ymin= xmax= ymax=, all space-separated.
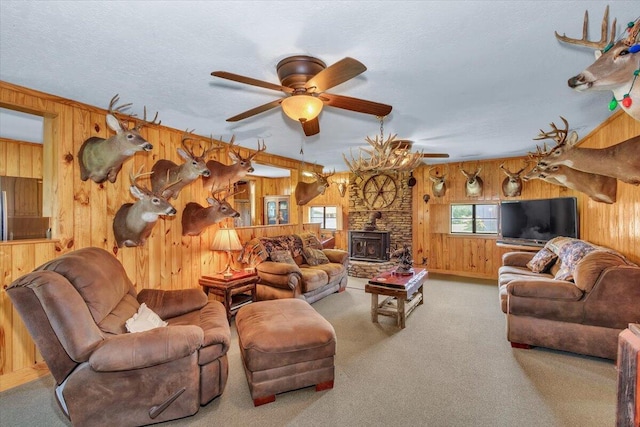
xmin=125 ymin=303 xmax=168 ymax=333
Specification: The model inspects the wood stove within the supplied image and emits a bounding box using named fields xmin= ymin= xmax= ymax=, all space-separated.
xmin=348 ymin=230 xmax=390 ymax=262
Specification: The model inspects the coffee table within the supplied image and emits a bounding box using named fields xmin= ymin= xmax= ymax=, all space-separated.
xmin=365 ymin=268 xmax=427 ymax=329
xmin=199 ymin=271 xmax=259 ymax=322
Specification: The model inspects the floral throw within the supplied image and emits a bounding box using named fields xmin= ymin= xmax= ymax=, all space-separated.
xmin=554 ymin=241 xmax=596 ymax=281
xmin=259 ymin=235 xmax=304 ymax=260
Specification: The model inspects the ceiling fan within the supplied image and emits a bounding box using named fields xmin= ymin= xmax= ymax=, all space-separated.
xmin=211 ymin=55 xmax=393 ymax=136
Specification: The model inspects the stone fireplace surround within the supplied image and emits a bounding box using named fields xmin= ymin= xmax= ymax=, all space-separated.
xmin=346 ymin=173 xmax=413 ymax=277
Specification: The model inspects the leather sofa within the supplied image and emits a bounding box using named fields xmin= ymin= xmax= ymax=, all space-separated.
xmin=498 ymin=237 xmax=640 ymax=359
xmin=7 ymin=247 xmax=231 ymax=426
xmin=240 ymin=232 xmax=348 ymax=303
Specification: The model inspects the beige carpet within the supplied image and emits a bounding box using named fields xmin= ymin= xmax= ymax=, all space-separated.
xmin=0 ymin=274 xmax=617 ymax=427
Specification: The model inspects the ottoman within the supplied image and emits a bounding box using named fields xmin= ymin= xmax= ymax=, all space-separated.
xmin=235 ymin=298 xmax=336 ymax=406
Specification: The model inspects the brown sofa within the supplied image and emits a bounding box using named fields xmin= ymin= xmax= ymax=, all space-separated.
xmin=241 ymin=232 xmax=349 ymax=303
xmin=498 ymin=237 xmax=640 ymax=359
xmin=7 ymin=247 xmax=231 ymax=427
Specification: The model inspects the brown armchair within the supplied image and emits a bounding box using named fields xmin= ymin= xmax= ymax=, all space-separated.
xmin=7 ymin=247 xmax=230 ymax=427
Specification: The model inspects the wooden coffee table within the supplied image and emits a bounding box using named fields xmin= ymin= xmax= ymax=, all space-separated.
xmin=199 ymin=271 xmax=259 ymax=322
xmin=365 ymin=268 xmax=427 ymax=329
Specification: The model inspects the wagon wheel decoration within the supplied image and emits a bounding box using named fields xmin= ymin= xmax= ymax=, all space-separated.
xmin=362 ymin=173 xmax=398 ymax=209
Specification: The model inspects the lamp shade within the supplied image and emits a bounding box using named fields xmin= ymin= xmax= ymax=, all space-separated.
xmin=281 ymin=95 xmax=323 ymax=122
xmin=211 ymin=228 xmax=243 ymax=252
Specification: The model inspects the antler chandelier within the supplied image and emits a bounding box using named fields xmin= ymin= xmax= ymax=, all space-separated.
xmin=342 ymin=116 xmax=424 ymax=176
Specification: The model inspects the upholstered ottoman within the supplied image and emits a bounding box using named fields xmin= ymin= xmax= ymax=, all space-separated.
xmin=235 ymin=298 xmax=336 ymax=406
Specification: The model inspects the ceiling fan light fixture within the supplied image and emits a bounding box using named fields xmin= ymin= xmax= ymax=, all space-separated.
xmin=281 ymin=95 xmax=323 ymax=123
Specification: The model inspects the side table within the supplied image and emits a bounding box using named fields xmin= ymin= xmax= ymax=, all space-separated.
xmin=199 ymin=271 xmax=259 ymax=322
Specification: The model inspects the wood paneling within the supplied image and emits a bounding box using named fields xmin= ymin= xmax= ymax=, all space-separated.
xmin=0 ymin=81 xmax=317 ymax=388
xmin=411 ymin=110 xmax=640 ymax=279
xmin=1 ymin=80 xmax=638 ymax=389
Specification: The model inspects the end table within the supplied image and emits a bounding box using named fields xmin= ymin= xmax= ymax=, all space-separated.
xmin=199 ymin=271 xmax=259 ymax=322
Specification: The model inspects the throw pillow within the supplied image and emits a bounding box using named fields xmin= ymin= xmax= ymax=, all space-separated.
xmin=270 ymin=249 xmax=297 ymax=265
xmin=303 ymin=247 xmax=330 ymax=266
xmin=125 ymin=303 xmax=168 ymax=333
xmin=238 ymin=238 xmax=268 ymax=266
xmin=526 ymin=248 xmax=557 ymax=273
xmin=298 ymin=231 xmax=323 ymax=250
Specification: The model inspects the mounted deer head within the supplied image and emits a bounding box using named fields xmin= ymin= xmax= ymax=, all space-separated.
xmin=294 ymin=170 xmax=334 ymax=206
xmin=113 ymin=167 xmax=178 ymax=248
xmin=534 ymin=117 xmax=640 ymax=185
xmin=79 ymin=94 xmax=160 ymax=183
xmin=202 ymin=138 xmax=266 ymax=192
xmin=428 ymin=167 xmax=447 ymax=198
xmin=499 ymin=161 xmax=529 ymax=197
xmin=460 ymin=167 xmax=483 ymax=198
xmin=181 ymin=185 xmax=242 ymax=236
xmin=523 ymin=156 xmax=617 ymax=204
xmin=556 ymin=6 xmax=640 ymax=121
xmin=150 ymin=131 xmax=221 ymax=199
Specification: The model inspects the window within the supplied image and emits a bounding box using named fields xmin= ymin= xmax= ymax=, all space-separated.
xmin=308 ymin=206 xmax=341 ymax=230
xmin=450 ymin=204 xmax=498 ymax=234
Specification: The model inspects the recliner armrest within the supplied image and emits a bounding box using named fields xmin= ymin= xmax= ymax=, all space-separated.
xmin=89 ymin=325 xmax=203 ymax=372
xmin=137 ymin=288 xmax=208 ymax=320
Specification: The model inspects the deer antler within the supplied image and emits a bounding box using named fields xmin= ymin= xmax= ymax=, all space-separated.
xmin=533 ymin=116 xmax=569 ymax=145
xmin=130 ymin=165 xmax=154 ymax=191
xmin=248 ymin=139 xmax=267 ymax=160
xmin=132 ymin=104 xmax=161 ymax=131
xmin=555 ymin=5 xmax=617 ymax=50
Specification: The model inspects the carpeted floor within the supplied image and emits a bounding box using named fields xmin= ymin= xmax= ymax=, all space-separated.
xmin=0 ymin=274 xmax=618 ymax=427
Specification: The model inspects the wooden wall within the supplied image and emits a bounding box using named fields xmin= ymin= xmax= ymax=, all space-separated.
xmin=1 ymin=80 xmax=638 ymax=390
xmin=0 ymin=81 xmax=312 ymax=390
xmin=410 ymin=110 xmax=640 ymax=279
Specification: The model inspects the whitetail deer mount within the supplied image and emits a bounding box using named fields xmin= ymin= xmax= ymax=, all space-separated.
xmin=202 ymin=138 xmax=266 ymax=192
xmin=79 ymin=94 xmax=160 ymax=184
xmin=523 ymin=162 xmax=617 ymax=204
xmin=500 ymin=162 xmax=529 ymax=197
xmin=556 ymin=6 xmax=640 ymax=121
xmin=428 ymin=167 xmax=447 ymax=198
xmin=294 ymin=170 xmax=334 ymax=206
xmin=181 ymin=186 xmax=242 ymax=236
xmin=113 ymin=167 xmax=178 ymax=248
xmin=150 ymin=131 xmax=221 ymax=199
xmin=460 ymin=167 xmax=483 ymax=197
xmin=534 ymin=117 xmax=640 ymax=185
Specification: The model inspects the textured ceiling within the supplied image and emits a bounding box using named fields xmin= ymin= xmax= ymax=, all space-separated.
xmin=0 ymin=1 xmax=637 ymax=174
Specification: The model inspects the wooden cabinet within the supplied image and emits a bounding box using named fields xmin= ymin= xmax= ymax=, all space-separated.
xmin=264 ymin=196 xmax=289 ymax=225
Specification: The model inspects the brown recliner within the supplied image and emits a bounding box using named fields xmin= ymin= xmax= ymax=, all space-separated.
xmin=7 ymin=247 xmax=230 ymax=427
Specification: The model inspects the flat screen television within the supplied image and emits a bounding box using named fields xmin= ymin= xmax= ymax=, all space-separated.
xmin=499 ymin=197 xmax=578 ymax=247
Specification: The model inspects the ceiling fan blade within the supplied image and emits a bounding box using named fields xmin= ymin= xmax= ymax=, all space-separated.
xmin=226 ymin=99 xmax=283 ymax=122
xmin=302 ymin=117 xmax=320 ymax=136
xmin=212 ymin=71 xmax=293 ymax=94
xmin=420 ymin=153 xmax=450 ymax=158
xmin=321 ymin=92 xmax=392 ymax=116
xmin=306 ymin=57 xmax=367 ymax=92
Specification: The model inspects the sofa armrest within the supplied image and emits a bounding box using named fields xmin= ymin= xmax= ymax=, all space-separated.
xmin=323 ymin=249 xmax=349 ymax=266
xmin=256 ymin=261 xmax=302 ymax=291
xmin=583 ymin=266 xmax=640 ymax=328
xmin=502 ymin=251 xmax=536 ymax=268
xmin=507 ymin=278 xmax=583 ymax=301
xmin=89 ymin=325 xmax=203 ymax=371
xmin=137 ymin=288 xmax=208 ymax=320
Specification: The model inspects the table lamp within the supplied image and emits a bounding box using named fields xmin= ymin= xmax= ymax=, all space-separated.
xmin=211 ymin=227 xmax=243 ymax=278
